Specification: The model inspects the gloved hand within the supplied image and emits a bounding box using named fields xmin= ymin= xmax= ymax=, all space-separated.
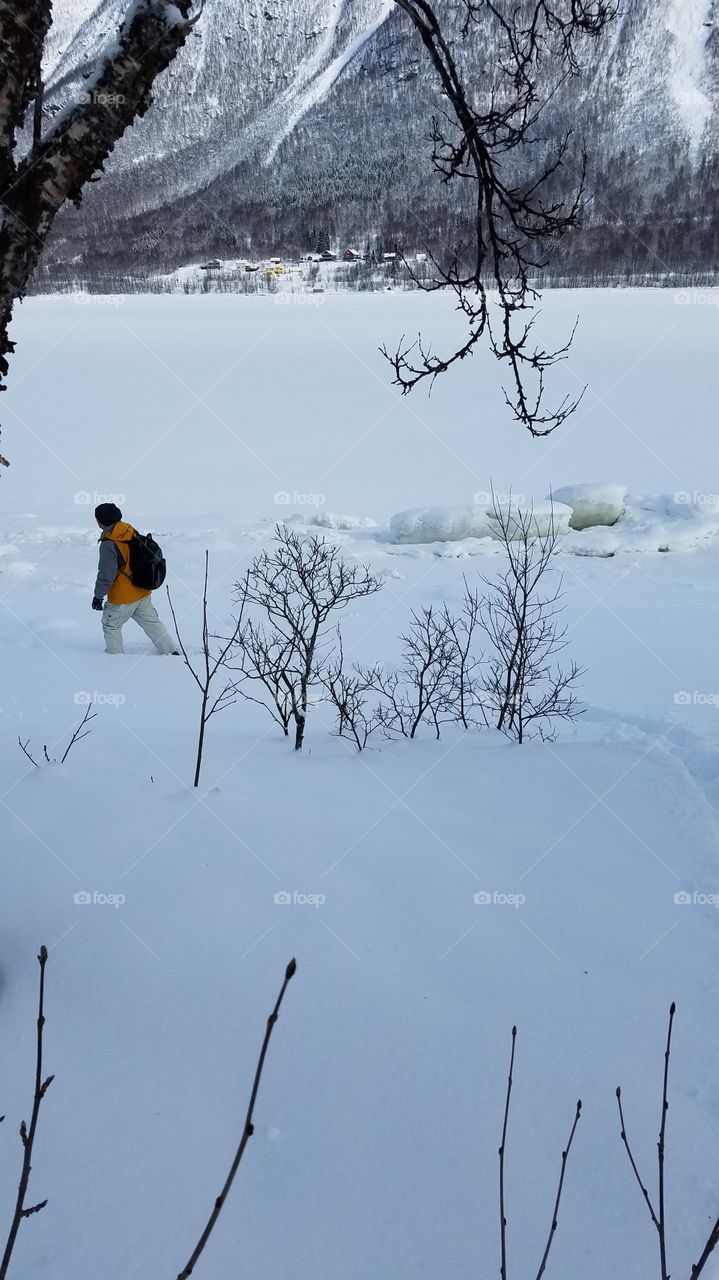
xmin=91 ymin=596 xmax=103 ymax=611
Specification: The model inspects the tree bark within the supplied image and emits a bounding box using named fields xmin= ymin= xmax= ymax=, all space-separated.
xmin=0 ymin=0 xmax=197 ymax=417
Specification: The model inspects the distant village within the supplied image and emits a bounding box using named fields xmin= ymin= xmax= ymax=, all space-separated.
xmin=197 ymin=247 xmax=428 ymax=274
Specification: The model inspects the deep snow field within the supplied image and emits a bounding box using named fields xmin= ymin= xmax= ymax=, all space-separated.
xmin=1 ymin=289 xmax=719 ymax=1280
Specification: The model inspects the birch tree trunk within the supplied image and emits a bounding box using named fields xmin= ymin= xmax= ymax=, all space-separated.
xmin=0 ymin=0 xmax=198 ymax=466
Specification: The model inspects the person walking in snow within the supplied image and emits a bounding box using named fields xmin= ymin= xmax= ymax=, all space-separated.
xmin=91 ymin=502 xmax=178 ymax=655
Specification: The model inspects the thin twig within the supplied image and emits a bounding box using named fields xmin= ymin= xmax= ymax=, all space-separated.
xmin=534 ymin=1099 xmax=582 ymax=1280
xmin=498 ymin=1025 xmax=516 ymax=1280
xmin=175 ymin=958 xmax=297 ymax=1279
xmin=658 ymin=1002 xmax=675 ymax=1280
xmin=59 ymin=705 xmax=97 ymax=764
xmin=0 ymin=946 xmax=53 ymax=1280
xmin=17 ymin=739 xmax=38 ymax=768
xmin=616 ymin=1087 xmax=661 ymax=1232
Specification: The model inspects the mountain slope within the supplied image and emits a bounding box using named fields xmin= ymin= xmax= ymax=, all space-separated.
xmin=39 ymin=0 xmax=719 ymax=276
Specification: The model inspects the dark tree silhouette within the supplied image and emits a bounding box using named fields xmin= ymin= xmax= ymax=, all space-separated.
xmin=0 ymin=0 xmax=201 ymax=465
xmin=385 ymin=0 xmax=617 ymax=435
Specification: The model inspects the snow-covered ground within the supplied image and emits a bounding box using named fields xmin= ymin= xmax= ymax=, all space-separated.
xmin=1 ymin=290 xmax=719 ymax=1280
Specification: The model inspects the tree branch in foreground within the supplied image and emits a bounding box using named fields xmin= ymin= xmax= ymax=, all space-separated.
xmin=497 ymin=1024 xmax=581 ymax=1280
xmin=175 ymin=957 xmax=297 ymax=1280
xmin=386 ymin=0 xmax=617 ymax=435
xmin=0 ymin=945 xmax=53 ymax=1280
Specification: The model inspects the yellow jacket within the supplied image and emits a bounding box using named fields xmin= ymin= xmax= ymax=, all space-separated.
xmin=96 ymin=522 xmax=150 ymax=605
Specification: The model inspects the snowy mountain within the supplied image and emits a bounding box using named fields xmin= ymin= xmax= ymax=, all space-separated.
xmin=41 ymin=0 xmax=719 ymax=275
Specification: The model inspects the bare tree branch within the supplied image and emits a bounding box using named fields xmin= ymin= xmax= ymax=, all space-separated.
xmin=385 ymin=0 xmax=616 ymax=434
xmin=167 ymin=552 xmax=245 ymax=787
xmin=175 ymin=958 xmax=297 ymax=1280
xmin=0 ymin=945 xmax=52 ymax=1280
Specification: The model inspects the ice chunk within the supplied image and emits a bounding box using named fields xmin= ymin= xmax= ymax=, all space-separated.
xmin=389 ymin=500 xmax=571 ymax=544
xmin=551 ymin=483 xmax=626 ymax=530
xmin=389 ymin=506 xmax=495 ymax=544
xmin=487 ymin=499 xmax=572 ymax=540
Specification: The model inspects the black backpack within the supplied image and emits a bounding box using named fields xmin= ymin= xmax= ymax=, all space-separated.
xmin=124 ymin=531 xmax=167 ymax=591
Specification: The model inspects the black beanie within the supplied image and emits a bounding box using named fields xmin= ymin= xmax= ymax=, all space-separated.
xmin=95 ymin=502 xmax=122 ymax=527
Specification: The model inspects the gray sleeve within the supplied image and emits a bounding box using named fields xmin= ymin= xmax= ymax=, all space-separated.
xmin=94 ymin=541 xmax=121 ymax=599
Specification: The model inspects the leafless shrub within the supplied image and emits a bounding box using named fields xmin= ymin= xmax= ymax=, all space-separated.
xmin=231 ymin=526 xmax=383 ymax=750
xmin=366 ymin=582 xmax=482 ymax=741
xmin=322 ymin=634 xmax=384 ymax=751
xmin=373 ymin=604 xmax=459 ymax=740
xmin=175 ymin=958 xmax=296 ymax=1279
xmin=497 ymin=1025 xmax=581 ymax=1280
xmin=478 ymin=497 xmax=583 ymax=742
xmin=17 ymin=704 xmax=96 ymax=768
xmin=0 ymin=950 xmax=296 ymax=1280
xmin=616 ymin=1003 xmax=719 ymax=1280
xmin=167 ymin=552 xmax=245 ymax=787
xmin=0 ymin=946 xmax=52 ymax=1280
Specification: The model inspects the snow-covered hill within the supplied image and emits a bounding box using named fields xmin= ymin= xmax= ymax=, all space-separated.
xmin=40 ymin=0 xmax=719 ymax=273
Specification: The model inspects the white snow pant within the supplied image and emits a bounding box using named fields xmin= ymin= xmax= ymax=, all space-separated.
xmin=102 ymin=596 xmax=176 ymax=655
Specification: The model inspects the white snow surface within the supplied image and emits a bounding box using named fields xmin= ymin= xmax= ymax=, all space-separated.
xmin=1 ymin=290 xmax=719 ymax=1280
xmin=551 ymin=481 xmax=627 ymax=530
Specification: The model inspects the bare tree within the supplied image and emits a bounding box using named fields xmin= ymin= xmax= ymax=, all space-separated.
xmin=384 ymin=0 xmax=617 ymax=435
xmin=439 ymin=578 xmax=482 ymax=729
xmin=0 ymin=946 xmax=52 ymax=1280
xmin=497 ymin=1025 xmax=582 ymax=1280
xmin=0 ymin=0 xmax=201 ymax=464
xmin=229 ymin=614 xmax=295 ymax=739
xmin=369 ymin=591 xmax=480 ymax=741
xmin=322 ymin=632 xmax=384 ymax=752
xmin=167 ymin=553 xmax=245 ymax=788
xmin=232 ymin=526 xmax=383 ymax=751
xmin=478 ymin=496 xmax=583 ymax=742
xmin=175 ymin=958 xmax=296 ymax=1279
xmin=17 ymin=703 xmax=96 ymax=767
xmin=616 ymin=1003 xmax=719 ymax=1280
